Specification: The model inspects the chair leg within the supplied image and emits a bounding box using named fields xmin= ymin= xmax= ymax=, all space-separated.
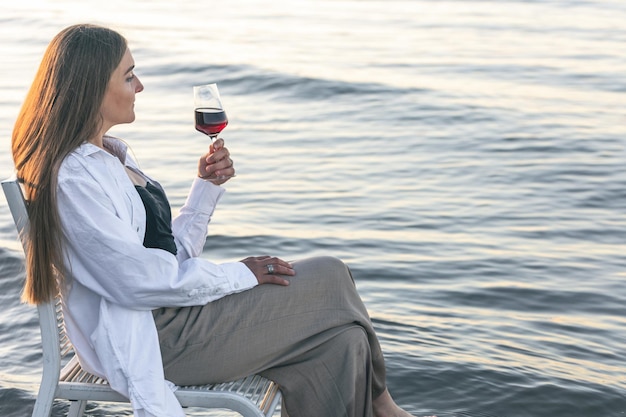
xmin=67 ymin=400 xmax=87 ymax=417
xmin=31 ymin=396 xmax=54 ymax=417
xmin=31 ymin=373 xmax=58 ymax=417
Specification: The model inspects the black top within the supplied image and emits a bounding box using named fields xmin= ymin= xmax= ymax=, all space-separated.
xmin=134 ymin=182 xmax=177 ymax=256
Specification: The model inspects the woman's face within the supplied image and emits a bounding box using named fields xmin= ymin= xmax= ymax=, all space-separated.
xmin=100 ymin=48 xmax=144 ymax=131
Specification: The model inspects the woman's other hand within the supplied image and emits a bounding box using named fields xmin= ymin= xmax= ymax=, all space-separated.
xmin=198 ymin=138 xmax=235 ymax=185
xmin=240 ymin=256 xmax=295 ymax=286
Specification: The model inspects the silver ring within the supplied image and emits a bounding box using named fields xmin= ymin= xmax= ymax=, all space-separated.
xmin=266 ymin=264 xmax=275 ymax=274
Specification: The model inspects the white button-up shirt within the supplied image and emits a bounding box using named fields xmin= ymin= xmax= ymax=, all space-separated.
xmin=56 ymin=136 xmax=258 ymax=416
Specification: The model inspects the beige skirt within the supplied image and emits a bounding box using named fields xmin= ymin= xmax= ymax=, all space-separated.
xmin=153 ymin=256 xmax=387 ymax=417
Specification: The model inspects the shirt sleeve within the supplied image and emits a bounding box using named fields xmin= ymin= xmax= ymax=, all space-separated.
xmin=172 ymin=177 xmax=224 ymax=261
xmin=57 ymin=175 xmax=257 ymax=310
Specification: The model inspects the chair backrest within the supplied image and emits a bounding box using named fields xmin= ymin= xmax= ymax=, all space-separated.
xmin=2 ymin=177 xmax=68 ymax=383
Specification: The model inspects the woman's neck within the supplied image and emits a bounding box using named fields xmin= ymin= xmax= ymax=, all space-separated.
xmin=88 ymin=129 xmax=108 ymax=149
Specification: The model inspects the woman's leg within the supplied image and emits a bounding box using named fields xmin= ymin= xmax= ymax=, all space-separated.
xmin=262 ymin=323 xmax=373 ymax=417
xmin=153 ymin=256 xmax=387 ymax=415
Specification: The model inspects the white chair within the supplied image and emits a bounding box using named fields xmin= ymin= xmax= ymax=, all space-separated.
xmin=2 ymin=177 xmax=282 ymax=417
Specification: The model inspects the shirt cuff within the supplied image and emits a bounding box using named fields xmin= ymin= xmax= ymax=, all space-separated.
xmin=185 ymin=177 xmax=225 ymax=215
xmin=220 ymin=262 xmax=259 ymax=291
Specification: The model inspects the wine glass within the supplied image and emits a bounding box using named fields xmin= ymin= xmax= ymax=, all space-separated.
xmin=193 ymin=83 xmax=233 ymax=179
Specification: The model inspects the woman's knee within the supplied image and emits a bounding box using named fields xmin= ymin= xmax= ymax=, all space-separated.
xmin=293 ymin=255 xmax=354 ymax=286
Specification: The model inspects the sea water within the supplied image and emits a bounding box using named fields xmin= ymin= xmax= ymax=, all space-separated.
xmin=0 ymin=1 xmax=624 ymax=416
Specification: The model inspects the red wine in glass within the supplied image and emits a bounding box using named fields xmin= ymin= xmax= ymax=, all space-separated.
xmin=195 ymin=107 xmax=228 ymax=138
xmin=193 ymin=83 xmax=234 ymax=180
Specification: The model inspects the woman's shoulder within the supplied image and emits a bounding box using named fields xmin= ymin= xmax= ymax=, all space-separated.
xmin=59 ymin=142 xmax=113 ymax=183
xmin=59 ymin=143 xmax=96 ymax=173
xmin=57 ymin=145 xmax=119 ymax=202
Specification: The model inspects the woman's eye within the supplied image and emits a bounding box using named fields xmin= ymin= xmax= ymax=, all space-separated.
xmin=126 ymin=72 xmax=135 ymax=82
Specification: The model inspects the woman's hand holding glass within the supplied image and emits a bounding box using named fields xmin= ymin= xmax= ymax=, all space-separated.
xmin=197 ymin=138 xmax=235 ymax=185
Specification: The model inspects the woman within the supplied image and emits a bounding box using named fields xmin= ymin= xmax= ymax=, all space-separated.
xmin=12 ymin=24 xmax=414 ymax=417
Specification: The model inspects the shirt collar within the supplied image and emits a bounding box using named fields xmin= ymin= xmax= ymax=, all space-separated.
xmin=75 ymin=135 xmax=128 ymax=164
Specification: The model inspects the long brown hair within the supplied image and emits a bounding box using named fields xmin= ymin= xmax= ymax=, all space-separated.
xmin=12 ymin=24 xmax=127 ymax=304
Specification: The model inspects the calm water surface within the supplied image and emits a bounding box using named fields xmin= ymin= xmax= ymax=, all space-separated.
xmin=0 ymin=1 xmax=625 ymax=416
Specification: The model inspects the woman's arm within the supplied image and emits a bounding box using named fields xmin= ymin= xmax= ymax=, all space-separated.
xmin=172 ymin=138 xmax=233 ymax=261
xmin=57 ymin=174 xmax=257 ymax=311
xmin=172 ymin=177 xmax=225 ymax=261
